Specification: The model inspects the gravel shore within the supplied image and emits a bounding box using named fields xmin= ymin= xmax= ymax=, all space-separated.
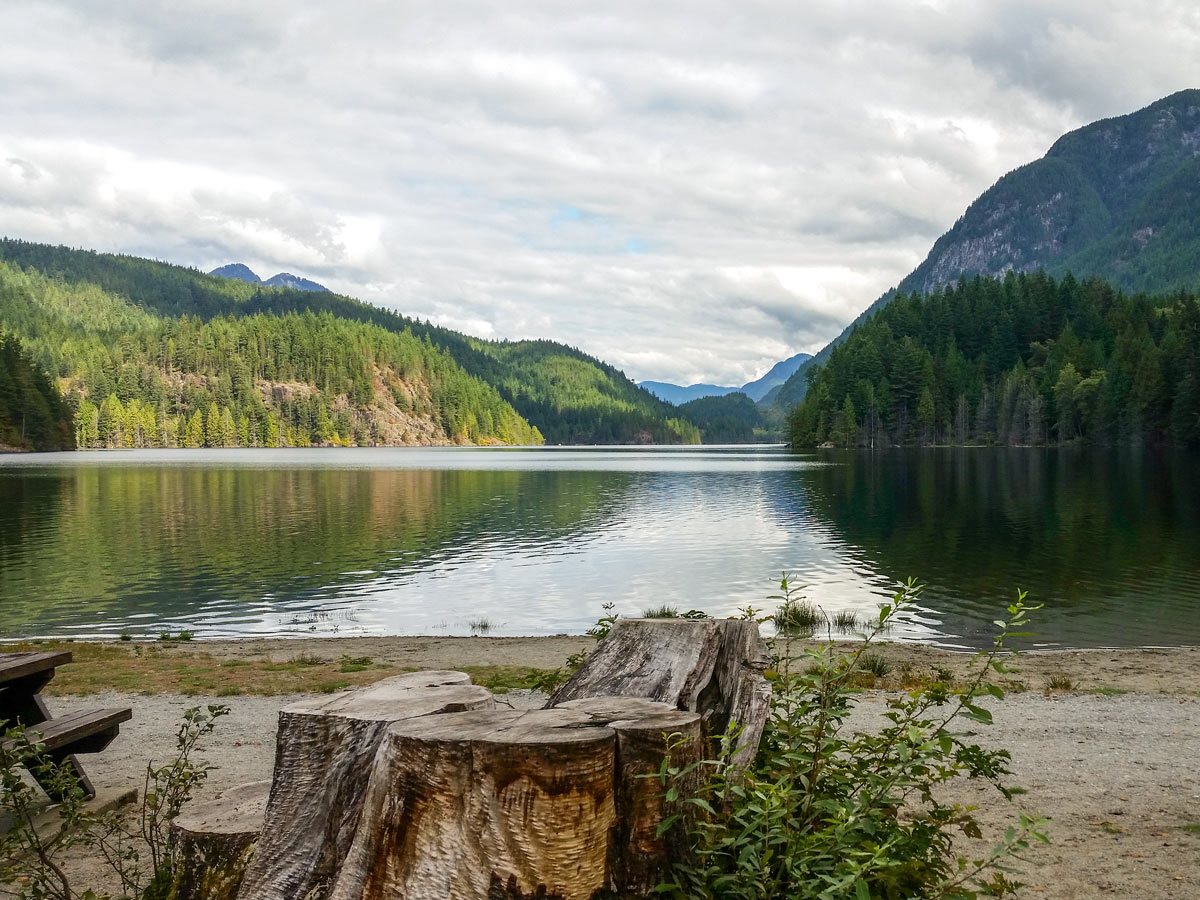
xmin=28 ymin=638 xmax=1200 ymax=898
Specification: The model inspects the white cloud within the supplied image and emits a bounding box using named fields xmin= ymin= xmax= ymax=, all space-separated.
xmin=0 ymin=1 xmax=1196 ymax=384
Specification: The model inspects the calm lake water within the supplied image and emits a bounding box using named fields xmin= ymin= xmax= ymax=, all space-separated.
xmin=1 ymin=446 xmax=1197 ymax=649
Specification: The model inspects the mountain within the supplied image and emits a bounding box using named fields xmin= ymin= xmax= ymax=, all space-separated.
xmin=772 ymin=88 xmax=1200 ymax=409
xmin=263 ymin=272 xmax=328 ymax=292
xmin=209 ymin=263 xmax=261 ymax=284
xmin=739 ymin=352 xmax=812 ymax=401
xmin=640 ymin=381 xmax=738 ymax=404
xmin=209 ymin=264 xmax=329 ymax=292
xmin=642 ymin=351 xmax=812 ymax=405
xmin=0 ymin=239 xmax=696 ymax=446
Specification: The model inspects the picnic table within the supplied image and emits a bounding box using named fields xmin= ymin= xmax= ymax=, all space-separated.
xmin=0 ymin=651 xmax=131 ymax=799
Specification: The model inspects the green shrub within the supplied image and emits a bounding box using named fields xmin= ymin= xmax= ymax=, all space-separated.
xmin=657 ymin=580 xmax=1047 ymax=900
xmin=0 ymin=704 xmax=230 ymax=900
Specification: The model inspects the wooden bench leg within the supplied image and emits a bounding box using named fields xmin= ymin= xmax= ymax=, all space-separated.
xmin=40 ymin=753 xmax=97 ymax=801
xmin=0 ymin=690 xmax=53 ymax=729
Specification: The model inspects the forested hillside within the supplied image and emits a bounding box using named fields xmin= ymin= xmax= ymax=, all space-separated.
xmin=475 ymin=340 xmax=698 ymax=444
xmin=789 ymin=272 xmax=1200 ymax=448
xmin=0 ymin=239 xmax=696 ymax=445
xmin=677 ymin=393 xmax=772 ymax=443
xmin=0 ymin=260 xmax=541 ymax=448
xmin=0 ymin=333 xmax=73 ymax=450
xmin=772 ymin=89 xmax=1200 ymax=410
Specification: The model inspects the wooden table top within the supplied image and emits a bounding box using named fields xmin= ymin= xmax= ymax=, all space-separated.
xmin=0 ymin=651 xmax=74 ymax=686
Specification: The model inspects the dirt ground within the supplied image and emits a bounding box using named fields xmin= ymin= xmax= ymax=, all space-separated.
xmin=20 ymin=637 xmax=1200 ymax=898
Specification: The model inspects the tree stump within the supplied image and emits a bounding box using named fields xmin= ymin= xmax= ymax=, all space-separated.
xmin=328 ymin=699 xmax=702 ymax=900
xmin=237 ymin=671 xmax=494 ymax=900
xmin=559 ymin=697 xmax=705 ymax=895
xmin=548 ymin=618 xmax=770 ymax=769
xmin=171 ymin=780 xmax=270 ymax=900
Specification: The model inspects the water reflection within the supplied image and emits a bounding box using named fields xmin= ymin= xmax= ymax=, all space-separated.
xmin=0 ymin=462 xmax=637 ymax=637
xmin=1 ymin=447 xmax=1198 ymax=647
xmin=788 ymin=448 xmax=1200 ymax=648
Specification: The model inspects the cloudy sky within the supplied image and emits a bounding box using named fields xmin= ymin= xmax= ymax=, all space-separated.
xmin=1 ymin=1 xmax=1197 ymax=386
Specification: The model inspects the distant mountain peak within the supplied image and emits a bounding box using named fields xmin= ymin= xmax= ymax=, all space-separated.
xmin=640 ymin=381 xmax=738 ymax=405
xmin=641 ymin=351 xmax=812 ymax=406
xmin=208 ymin=264 xmax=328 ymax=293
xmin=263 ymin=272 xmax=328 ymax=292
xmin=209 ymin=263 xmax=260 ymax=284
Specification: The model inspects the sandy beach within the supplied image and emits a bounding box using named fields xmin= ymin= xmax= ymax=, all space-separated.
xmin=20 ymin=636 xmax=1200 ymax=899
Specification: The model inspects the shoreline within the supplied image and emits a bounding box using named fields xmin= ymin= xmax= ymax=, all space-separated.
xmin=2 ymin=634 xmax=1196 ymax=697
xmin=27 ymin=634 xmax=1199 ymax=900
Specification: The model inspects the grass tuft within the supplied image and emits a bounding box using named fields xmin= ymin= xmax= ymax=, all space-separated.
xmin=1044 ymin=673 xmax=1076 ymax=693
xmin=831 ymin=610 xmax=863 ymax=632
xmin=289 ymin=652 xmax=327 ymax=667
xmin=773 ymin=600 xmax=821 ymax=636
xmin=858 ymin=652 xmax=893 ymax=678
xmin=642 ymin=605 xmax=680 ymax=618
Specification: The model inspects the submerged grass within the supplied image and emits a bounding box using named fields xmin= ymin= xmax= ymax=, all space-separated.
xmin=831 ymin=610 xmax=863 ymax=633
xmin=773 ymin=599 xmax=821 ymax=636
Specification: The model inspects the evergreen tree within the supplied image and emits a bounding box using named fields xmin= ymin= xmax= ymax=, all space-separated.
xmin=204 ymin=401 xmax=221 ymax=448
xmin=184 ymin=410 xmax=205 ymax=448
xmin=219 ymin=407 xmax=236 ymax=447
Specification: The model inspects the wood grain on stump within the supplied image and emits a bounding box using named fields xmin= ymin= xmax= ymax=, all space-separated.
xmin=330 ymin=699 xmax=701 ymax=900
xmin=237 ymin=671 xmax=494 ymax=900
xmin=171 ymin=780 xmax=269 ymax=900
xmin=559 ymin=698 xmax=705 ymax=896
xmin=548 ymin=618 xmax=770 ymax=769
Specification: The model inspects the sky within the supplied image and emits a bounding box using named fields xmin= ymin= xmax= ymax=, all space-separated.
xmin=1 ymin=2 xmax=1198 ymax=387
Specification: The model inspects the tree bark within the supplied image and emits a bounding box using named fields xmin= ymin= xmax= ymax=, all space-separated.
xmin=548 ymin=618 xmax=770 ymax=770
xmin=171 ymin=780 xmax=269 ymax=900
xmin=558 ymin=697 xmax=705 ymax=896
xmin=237 ymin=671 xmax=494 ymax=900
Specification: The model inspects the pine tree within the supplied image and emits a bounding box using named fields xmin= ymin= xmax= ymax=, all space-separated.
xmin=916 ymin=386 xmax=935 ymax=446
xmin=219 ymin=407 xmax=236 ymax=447
xmin=98 ymin=394 xmax=124 ymax=447
xmin=204 ymin=401 xmax=221 ymax=448
xmin=184 ymin=410 xmax=205 ymax=448
xmin=839 ymin=394 xmax=858 ymax=448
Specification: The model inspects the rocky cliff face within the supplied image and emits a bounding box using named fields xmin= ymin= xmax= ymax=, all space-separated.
xmin=900 ymin=89 xmax=1200 ymax=297
xmin=770 ymin=89 xmax=1200 ymax=409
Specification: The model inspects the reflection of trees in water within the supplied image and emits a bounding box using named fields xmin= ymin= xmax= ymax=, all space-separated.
xmin=786 ymin=448 xmax=1200 ymax=647
xmin=0 ymin=467 xmax=635 ymax=636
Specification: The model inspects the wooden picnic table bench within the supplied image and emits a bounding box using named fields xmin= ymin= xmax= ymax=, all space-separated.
xmin=0 ymin=651 xmax=131 ymax=800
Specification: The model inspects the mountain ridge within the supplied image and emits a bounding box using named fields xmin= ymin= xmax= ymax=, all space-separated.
xmin=0 ymin=239 xmax=698 ymax=446
xmin=642 ymin=351 xmax=812 ymax=405
xmin=770 ymin=88 xmax=1200 ymax=409
xmin=210 ymin=263 xmax=329 ymax=293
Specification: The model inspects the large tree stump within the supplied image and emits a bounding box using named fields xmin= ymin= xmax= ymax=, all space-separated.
xmin=171 ymin=780 xmax=270 ymax=900
xmin=237 ymin=671 xmax=494 ymax=900
xmin=328 ymin=699 xmax=702 ymax=900
xmin=548 ymin=618 xmax=770 ymax=769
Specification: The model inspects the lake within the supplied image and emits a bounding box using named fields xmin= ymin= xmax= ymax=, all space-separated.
xmin=1 ymin=446 xmax=1197 ymax=649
